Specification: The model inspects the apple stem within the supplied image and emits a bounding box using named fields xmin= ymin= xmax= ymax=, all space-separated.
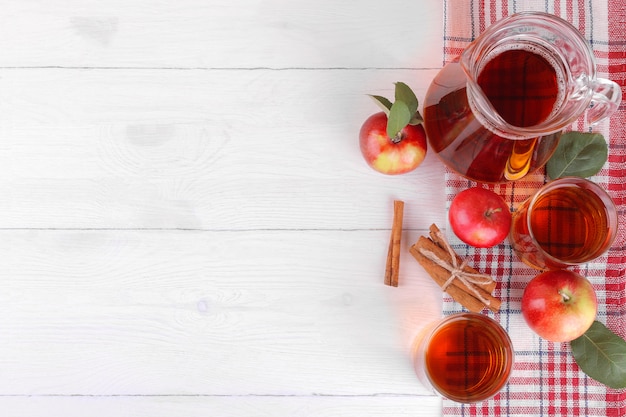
xmin=559 ymin=289 xmax=571 ymax=302
xmin=391 ymin=132 xmax=404 ymax=144
xmin=486 ymin=207 xmax=503 ymax=217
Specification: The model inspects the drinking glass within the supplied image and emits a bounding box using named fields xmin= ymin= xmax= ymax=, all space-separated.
xmin=509 ymin=177 xmax=618 ymax=270
xmin=414 ymin=313 xmax=514 ymax=403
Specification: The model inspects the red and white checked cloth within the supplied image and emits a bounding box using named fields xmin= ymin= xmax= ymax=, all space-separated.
xmin=441 ymin=1 xmax=626 ymax=416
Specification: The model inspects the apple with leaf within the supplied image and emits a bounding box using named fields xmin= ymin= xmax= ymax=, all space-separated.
xmin=359 ymin=82 xmax=427 ymax=175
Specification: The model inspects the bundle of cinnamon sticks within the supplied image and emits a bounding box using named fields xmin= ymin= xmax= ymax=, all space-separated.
xmin=381 ymin=202 xmax=500 ymax=314
xmin=409 ymin=224 xmax=501 ymax=313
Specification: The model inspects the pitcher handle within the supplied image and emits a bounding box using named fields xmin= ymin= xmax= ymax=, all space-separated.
xmin=587 ymin=78 xmax=622 ymax=125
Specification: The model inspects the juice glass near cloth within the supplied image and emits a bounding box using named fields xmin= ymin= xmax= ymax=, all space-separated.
xmin=423 ymin=12 xmax=621 ymax=183
xmin=510 ymin=177 xmax=618 ymax=270
xmin=414 ymin=313 xmax=514 ymax=403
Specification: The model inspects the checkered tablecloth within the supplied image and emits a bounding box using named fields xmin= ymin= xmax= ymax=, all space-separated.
xmin=441 ymin=1 xmax=626 ymax=416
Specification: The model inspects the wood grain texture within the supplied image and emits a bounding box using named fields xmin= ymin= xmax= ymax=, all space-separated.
xmin=0 ymin=68 xmax=445 ymax=230
xmin=0 ymin=0 xmax=443 ymax=69
xmin=0 ymin=397 xmax=442 ymax=417
xmin=0 ymin=0 xmax=446 ymax=415
xmin=1 ymin=229 xmax=442 ymax=395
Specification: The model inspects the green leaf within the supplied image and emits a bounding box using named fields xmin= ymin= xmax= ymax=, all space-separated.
xmin=571 ymin=321 xmax=626 ymax=389
xmin=546 ymin=131 xmax=608 ymax=179
xmin=369 ymin=95 xmax=393 ymax=115
xmin=409 ymin=111 xmax=424 ymax=125
xmin=394 ymin=82 xmax=419 ymax=116
xmin=387 ymin=100 xmax=411 ymax=139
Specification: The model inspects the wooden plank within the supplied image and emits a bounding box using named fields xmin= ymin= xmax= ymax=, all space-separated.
xmin=0 ymin=396 xmax=443 ymax=417
xmin=0 ymin=229 xmax=443 ymax=396
xmin=0 ymin=68 xmax=446 ymax=230
xmin=0 ymin=0 xmax=443 ymax=69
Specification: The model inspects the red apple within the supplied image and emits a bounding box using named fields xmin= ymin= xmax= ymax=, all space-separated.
xmin=521 ymin=270 xmax=597 ymax=343
xmin=359 ymin=82 xmax=427 ymax=175
xmin=359 ymin=112 xmax=427 ymax=175
xmin=448 ymin=187 xmax=511 ymax=248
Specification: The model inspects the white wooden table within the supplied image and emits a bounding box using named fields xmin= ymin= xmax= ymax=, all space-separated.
xmin=1 ymin=1 xmax=447 ymax=415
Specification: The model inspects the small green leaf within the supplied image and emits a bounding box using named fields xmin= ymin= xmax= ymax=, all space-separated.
xmin=387 ymin=101 xmax=411 ymax=139
xmin=409 ymin=111 xmax=424 ymax=125
xmin=546 ymin=131 xmax=608 ymax=179
xmin=369 ymin=95 xmax=393 ymax=115
xmin=571 ymin=321 xmax=626 ymax=389
xmin=394 ymin=82 xmax=419 ymax=116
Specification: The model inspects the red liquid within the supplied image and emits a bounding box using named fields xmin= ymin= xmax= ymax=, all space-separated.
xmin=510 ymin=184 xmax=616 ymax=269
xmin=477 ymin=49 xmax=559 ymax=127
xmin=423 ymin=52 xmax=561 ymax=183
xmin=424 ymin=314 xmax=513 ymax=403
xmin=531 ymin=186 xmax=610 ymax=261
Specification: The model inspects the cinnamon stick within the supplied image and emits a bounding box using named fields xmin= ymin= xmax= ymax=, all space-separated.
xmin=410 ymin=236 xmax=501 ymax=313
xmin=410 ymin=242 xmax=485 ymax=313
xmin=428 ymin=224 xmax=496 ymax=294
xmin=384 ymin=200 xmax=404 ymax=287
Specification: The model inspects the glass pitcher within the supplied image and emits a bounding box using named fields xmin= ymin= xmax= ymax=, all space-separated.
xmin=423 ymin=12 xmax=622 ymax=183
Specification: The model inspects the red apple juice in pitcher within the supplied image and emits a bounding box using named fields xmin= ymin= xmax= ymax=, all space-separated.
xmin=423 ymin=46 xmax=563 ymax=183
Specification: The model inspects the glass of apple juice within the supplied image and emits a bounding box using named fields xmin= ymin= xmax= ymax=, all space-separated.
xmin=414 ymin=312 xmax=514 ymax=403
xmin=509 ymin=177 xmax=618 ymax=270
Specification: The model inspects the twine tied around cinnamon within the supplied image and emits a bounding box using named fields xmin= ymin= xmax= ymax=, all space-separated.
xmin=418 ymin=230 xmax=494 ymax=306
